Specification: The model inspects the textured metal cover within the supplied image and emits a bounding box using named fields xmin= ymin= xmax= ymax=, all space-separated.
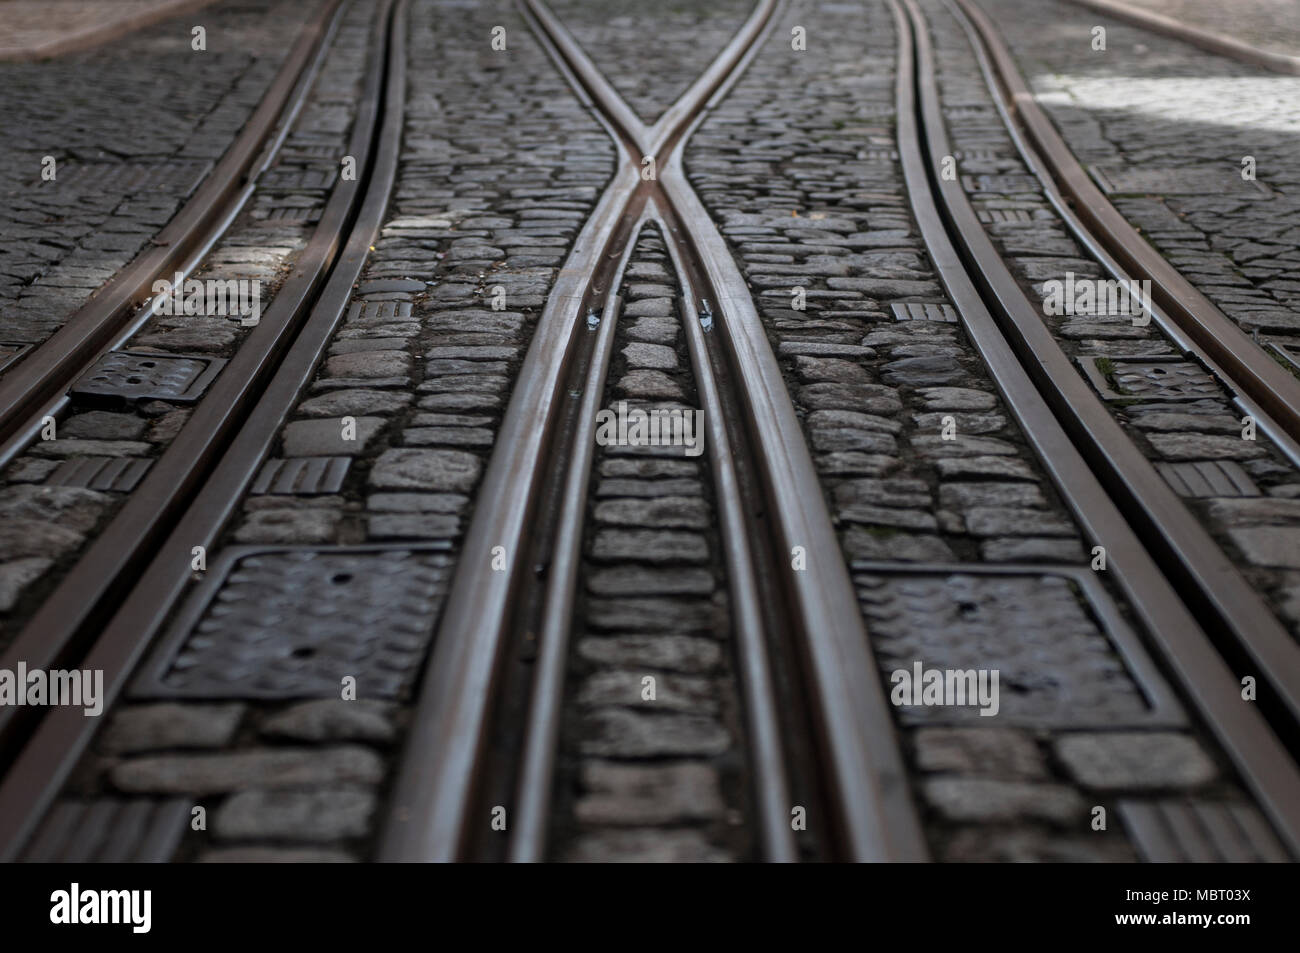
xmin=892 ymin=302 xmax=957 ymax=323
xmin=132 ymin=545 xmax=453 ymax=700
xmin=45 ymin=456 xmax=151 ymax=492
xmin=21 ymin=798 xmax=189 ymax=862
xmin=260 ymin=167 xmax=337 ymax=191
xmin=251 ymin=456 xmax=351 ymax=494
xmin=41 ymin=160 xmax=212 ymax=196
xmin=1079 ymin=356 xmax=1220 ymax=402
xmin=851 ymin=563 xmax=1185 ymax=728
xmin=1118 ymin=800 xmax=1289 ymax=862
xmin=962 ymin=174 xmax=1040 ymax=193
xmin=71 ymin=351 xmax=227 ymax=403
xmin=0 ymin=342 xmax=33 ymax=373
xmin=1090 ymin=164 xmax=1272 ymax=198
xmin=977 ymin=209 xmax=1034 ymax=224
xmin=263 ymin=204 xmax=322 ymax=224
xmin=348 ymin=299 xmax=413 ymax=323
xmin=1156 ymin=460 xmax=1259 ymax=498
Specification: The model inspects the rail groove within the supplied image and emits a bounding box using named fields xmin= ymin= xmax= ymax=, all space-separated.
xmin=0 ymin=0 xmax=409 ymax=861
xmin=380 ymin=0 xmax=928 ymax=862
xmin=892 ymin=0 xmax=1300 ymax=856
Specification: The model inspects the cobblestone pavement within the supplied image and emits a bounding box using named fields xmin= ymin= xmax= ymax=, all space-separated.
xmin=27 ymin=0 xmax=615 ymax=862
xmin=547 ymin=0 xmax=755 ymax=122
xmin=549 ymin=225 xmax=752 ymax=863
xmin=5 ymin=0 xmax=1300 ymax=864
xmin=969 ymin=0 xmax=1300 ymax=636
xmin=0 ymin=0 xmax=373 ymax=648
xmin=1075 ymin=0 xmax=1300 ymax=57
xmin=0 ymin=0 xmax=318 ymax=346
xmin=684 ymin=0 xmax=1265 ymax=862
xmin=981 ymin=0 xmax=1300 ymax=350
xmin=0 ymin=0 xmax=218 ymax=60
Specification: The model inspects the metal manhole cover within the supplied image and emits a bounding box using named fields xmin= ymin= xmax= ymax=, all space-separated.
xmin=1118 ymin=800 xmax=1288 ymax=862
xmin=1156 ymin=460 xmax=1259 ymax=498
xmin=1090 ymin=164 xmax=1273 ymax=198
xmin=1079 ymin=356 xmax=1220 ymax=402
xmin=131 ymin=545 xmax=454 ymax=701
xmin=892 ymin=302 xmax=957 ymax=323
xmin=22 ymin=798 xmax=189 ymax=862
xmin=45 ymin=456 xmax=151 ymax=492
xmin=851 ymin=563 xmax=1185 ymax=728
xmin=0 ymin=342 xmax=33 ymax=373
xmin=71 ymin=351 xmax=226 ymax=403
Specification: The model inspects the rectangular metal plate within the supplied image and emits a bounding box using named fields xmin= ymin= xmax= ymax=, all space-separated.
xmin=1091 ymin=164 xmax=1273 ymax=198
xmin=45 ymin=456 xmax=151 ymax=492
xmin=131 ymin=544 xmax=454 ymax=701
xmin=1156 ymin=460 xmax=1259 ymax=498
xmin=21 ymin=798 xmax=189 ymax=862
xmin=39 ymin=160 xmax=212 ymax=196
xmin=251 ymin=457 xmax=351 ymax=495
xmin=961 ymin=174 xmax=1040 ymax=193
xmin=1079 ymin=355 xmax=1221 ymax=402
xmin=71 ymin=351 xmax=226 ymax=403
xmin=850 ymin=562 xmax=1186 ymax=728
xmin=891 ymin=302 xmax=957 ymax=323
xmin=1118 ymin=800 xmax=1289 ymax=862
xmin=977 ymin=209 xmax=1035 ymax=224
xmin=260 ymin=167 xmax=338 ymax=191
xmin=0 ymin=342 xmax=33 ymax=373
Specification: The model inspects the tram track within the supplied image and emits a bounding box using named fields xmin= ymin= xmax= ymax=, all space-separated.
xmin=0 ymin=0 xmax=409 ymax=860
xmin=380 ymin=0 xmax=927 ymax=863
xmin=892 ymin=0 xmax=1300 ymax=855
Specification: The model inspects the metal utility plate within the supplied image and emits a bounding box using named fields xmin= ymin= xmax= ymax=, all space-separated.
xmin=71 ymin=351 xmax=227 ymax=403
xmin=892 ymin=302 xmax=958 ymax=323
xmin=38 ymin=160 xmax=212 ymax=197
xmin=850 ymin=562 xmax=1186 ymax=728
xmin=1078 ymin=355 xmax=1221 ymax=402
xmin=21 ymin=798 xmax=189 ymax=862
xmin=44 ymin=456 xmax=152 ymax=492
xmin=251 ymin=457 xmax=351 ymax=495
xmin=1090 ymin=164 xmax=1273 ymax=198
xmin=1156 ymin=460 xmax=1259 ymax=498
xmin=1118 ymin=800 xmax=1289 ymax=862
xmin=131 ymin=544 xmax=453 ymax=701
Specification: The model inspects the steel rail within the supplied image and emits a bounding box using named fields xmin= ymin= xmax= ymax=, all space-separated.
xmin=937 ymin=0 xmax=1300 ymax=472
xmin=953 ymin=0 xmax=1300 ymax=450
xmin=380 ymin=0 xmax=787 ymax=864
xmin=505 ymin=0 xmax=798 ymax=867
xmin=892 ymin=0 xmax=1300 ymax=856
xmin=916 ymin=0 xmax=1300 ymax=731
xmin=657 ymin=69 xmax=929 ymax=864
xmin=0 ymin=0 xmax=409 ymax=861
xmin=0 ymin=0 xmax=350 ymax=473
xmin=0 ymin=0 xmax=392 ymax=759
xmin=1064 ymin=0 xmax=1300 ymax=75
xmin=383 ymin=0 xmax=929 ymax=862
xmin=0 ymin=0 xmax=344 ymax=445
